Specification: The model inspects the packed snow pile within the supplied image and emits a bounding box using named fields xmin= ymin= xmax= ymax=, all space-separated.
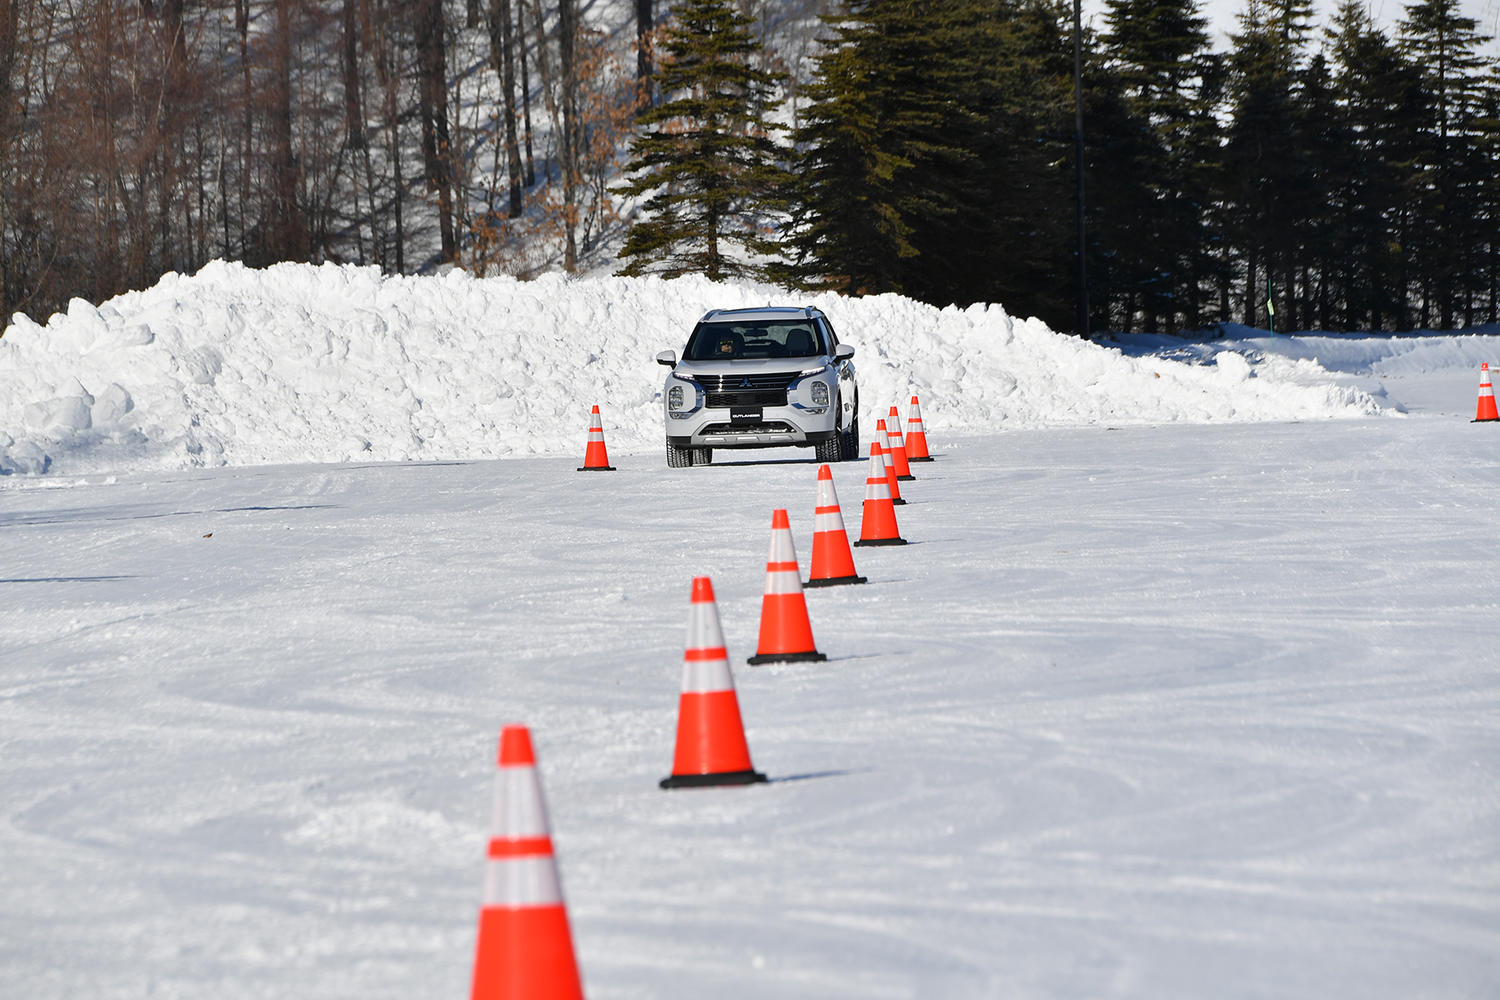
xmin=1 ymin=261 xmax=1393 ymax=475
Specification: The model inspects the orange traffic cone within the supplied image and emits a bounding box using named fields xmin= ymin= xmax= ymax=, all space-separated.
xmin=905 ymin=395 xmax=933 ymax=461
xmin=747 ymin=510 xmax=827 ymax=665
xmin=662 ymin=577 xmax=768 ymax=788
xmin=855 ymin=443 xmax=906 ymax=547
xmin=875 ymin=420 xmax=905 ymax=505
xmin=470 ymin=725 xmax=585 ymax=1000
xmin=577 ymin=404 xmax=616 ymax=471
xmin=1475 ymin=363 xmax=1498 ymax=422
xmin=885 ymin=407 xmax=915 ymax=480
xmin=806 ymin=464 xmax=866 ymax=587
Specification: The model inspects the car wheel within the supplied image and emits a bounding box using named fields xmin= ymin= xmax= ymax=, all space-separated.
xmin=667 ymin=438 xmax=694 ymax=468
xmin=695 ymin=447 xmax=712 ymax=466
xmin=815 ymin=435 xmax=841 ymax=464
xmin=838 ymin=411 xmax=860 ymax=461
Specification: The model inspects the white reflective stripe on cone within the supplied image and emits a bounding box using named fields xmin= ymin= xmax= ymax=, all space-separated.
xmin=763 ymin=565 xmax=803 ymax=595
xmin=493 ymin=767 xmax=550 ymax=839
xmin=482 ymin=855 xmax=564 ymax=907
xmin=680 ymin=654 xmax=734 ymax=693
xmin=686 ymin=601 xmax=726 ymax=652
xmin=767 ymin=527 xmax=798 ymax=565
xmin=864 ymin=451 xmax=891 ymax=499
xmin=814 ymin=507 xmax=846 ymax=533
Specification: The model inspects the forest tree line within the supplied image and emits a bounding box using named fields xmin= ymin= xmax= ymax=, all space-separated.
xmin=1 ymin=0 xmax=1497 ymax=335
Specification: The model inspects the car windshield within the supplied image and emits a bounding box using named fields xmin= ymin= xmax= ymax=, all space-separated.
xmin=684 ymin=320 xmax=824 ymax=361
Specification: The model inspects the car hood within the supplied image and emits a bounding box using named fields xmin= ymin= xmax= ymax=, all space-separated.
xmin=672 ymin=358 xmax=827 ymax=378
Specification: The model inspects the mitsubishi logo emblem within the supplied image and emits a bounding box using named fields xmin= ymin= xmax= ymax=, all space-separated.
xmin=739 ymin=378 xmax=753 ymax=388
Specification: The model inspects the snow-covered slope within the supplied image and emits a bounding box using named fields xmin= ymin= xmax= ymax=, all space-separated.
xmin=0 ymin=261 xmax=1394 ymax=476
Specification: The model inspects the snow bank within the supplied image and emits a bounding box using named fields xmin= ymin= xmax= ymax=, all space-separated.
xmin=1 ymin=261 xmax=1391 ymax=476
xmin=1114 ymin=324 xmax=1500 ymax=378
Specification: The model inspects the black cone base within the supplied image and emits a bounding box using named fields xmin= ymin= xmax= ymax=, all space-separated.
xmin=909 ymin=456 xmax=935 ymax=462
xmin=660 ymin=769 xmax=767 ymax=789
xmin=747 ymin=650 xmax=828 ymax=665
xmin=804 ymin=575 xmax=867 ymax=588
xmin=577 ymin=465 xmax=617 ymax=471
xmin=1473 ymin=418 xmax=1497 ymax=423
xmin=891 ymin=498 xmax=907 ymax=505
xmin=897 ymin=475 xmax=916 ymax=482
xmin=854 ymin=537 xmax=907 ymax=547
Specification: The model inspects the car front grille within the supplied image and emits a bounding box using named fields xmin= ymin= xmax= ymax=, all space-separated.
xmin=706 ymin=389 xmax=786 ymax=407
xmin=690 ymin=371 xmax=800 ymax=409
xmin=702 ymin=421 xmax=797 ymax=437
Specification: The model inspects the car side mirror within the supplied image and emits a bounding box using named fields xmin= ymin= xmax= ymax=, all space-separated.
xmin=656 ymin=350 xmax=677 ymax=368
xmin=834 ymin=343 xmax=855 ymax=361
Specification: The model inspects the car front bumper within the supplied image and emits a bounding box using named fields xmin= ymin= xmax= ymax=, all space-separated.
xmin=666 ymin=404 xmax=836 ymax=449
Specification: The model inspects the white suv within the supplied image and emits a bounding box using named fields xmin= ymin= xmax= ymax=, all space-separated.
xmin=656 ymin=306 xmax=859 ymax=468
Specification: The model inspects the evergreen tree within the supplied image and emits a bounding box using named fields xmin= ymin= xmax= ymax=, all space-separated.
xmin=782 ymin=1 xmax=960 ymax=297
xmin=785 ymin=0 xmax=1070 ymax=318
xmin=1325 ymin=0 xmax=1425 ymax=329
xmin=1399 ymin=0 xmax=1492 ymax=327
xmin=1222 ymin=0 xmax=1311 ymax=328
xmin=937 ymin=0 xmax=1072 ymax=319
xmin=777 ymin=6 xmax=917 ymax=296
xmin=1077 ymin=56 xmax=1160 ymax=332
xmin=1476 ymin=71 xmax=1500 ymax=321
xmin=1295 ymin=51 xmax=1343 ymax=328
xmin=615 ymin=0 xmax=788 ymax=281
xmin=1100 ymin=0 xmax=1219 ymax=330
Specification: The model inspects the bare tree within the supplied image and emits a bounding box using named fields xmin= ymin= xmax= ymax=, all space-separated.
xmin=636 ymin=0 xmax=652 ymax=91
xmin=517 ymin=0 xmax=535 ymax=185
xmin=370 ymin=0 xmax=406 ymax=271
xmin=558 ymin=0 xmax=580 ymax=271
xmin=342 ymin=0 xmax=365 ymax=149
xmin=267 ymin=0 xmax=305 ymax=262
xmin=413 ymin=0 xmax=455 ymax=263
xmin=486 ymin=0 xmax=524 ymax=217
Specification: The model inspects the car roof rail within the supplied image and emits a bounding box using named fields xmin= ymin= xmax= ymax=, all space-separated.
xmin=698 ymin=305 xmax=821 ymax=322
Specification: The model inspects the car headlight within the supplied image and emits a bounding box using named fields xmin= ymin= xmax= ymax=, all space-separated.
xmin=810 ymin=380 xmax=829 ymax=406
xmin=668 ymin=384 xmax=684 ymax=410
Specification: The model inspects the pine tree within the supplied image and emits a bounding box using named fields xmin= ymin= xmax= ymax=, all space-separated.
xmin=1324 ymin=0 xmax=1425 ymax=329
xmin=781 ymin=0 xmax=947 ymax=297
xmin=785 ymin=0 xmax=1070 ymax=317
xmin=924 ymin=0 xmax=1071 ymax=318
xmin=1222 ymin=0 xmax=1312 ymax=328
xmin=1399 ymin=0 xmax=1492 ymax=327
xmin=1100 ymin=0 xmax=1219 ymax=330
xmin=1476 ymin=71 xmax=1500 ymax=321
xmin=614 ymin=0 xmax=788 ymax=281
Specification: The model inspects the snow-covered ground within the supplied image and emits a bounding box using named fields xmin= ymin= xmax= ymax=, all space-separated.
xmin=2 ymin=266 xmax=1498 ymax=998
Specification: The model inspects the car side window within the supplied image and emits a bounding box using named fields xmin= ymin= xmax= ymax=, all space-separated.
xmin=817 ymin=317 xmax=837 ymax=354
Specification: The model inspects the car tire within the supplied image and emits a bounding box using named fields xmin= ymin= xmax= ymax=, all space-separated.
xmin=667 ymin=438 xmax=694 ymax=468
xmin=814 ymin=435 xmax=841 ymax=464
xmin=838 ymin=411 xmax=860 ymax=462
xmin=696 ymin=447 xmax=712 ymax=466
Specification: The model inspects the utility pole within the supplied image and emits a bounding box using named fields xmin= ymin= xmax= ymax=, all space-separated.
xmin=1073 ymin=0 xmax=1089 ymax=339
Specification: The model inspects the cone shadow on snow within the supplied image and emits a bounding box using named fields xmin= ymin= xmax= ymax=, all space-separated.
xmin=0 ymin=502 xmax=340 ymax=527
xmin=342 ymin=460 xmax=472 ymax=471
xmin=215 ymin=504 xmax=340 ymax=514
xmin=768 ymin=768 xmax=867 ymax=785
xmin=750 ymin=651 xmax=887 ymax=667
xmin=0 ymin=575 xmax=136 ymax=584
